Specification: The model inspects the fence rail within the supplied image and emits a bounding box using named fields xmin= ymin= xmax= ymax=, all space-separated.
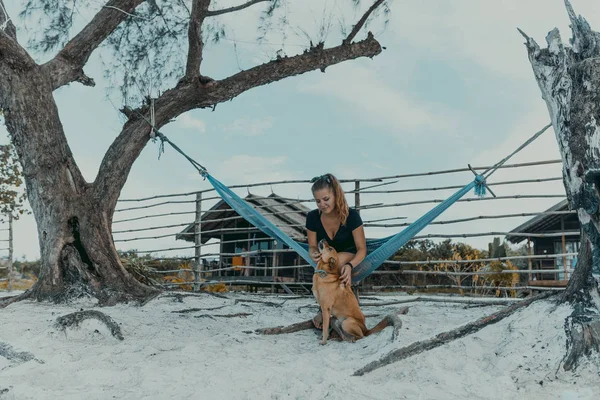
xmin=3 ymin=158 xmax=578 ymax=298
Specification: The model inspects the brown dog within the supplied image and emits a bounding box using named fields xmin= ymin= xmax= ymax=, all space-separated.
xmin=312 ymin=239 xmax=395 ymax=345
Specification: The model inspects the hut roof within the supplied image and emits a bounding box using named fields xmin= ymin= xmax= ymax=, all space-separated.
xmin=506 ymin=199 xmax=570 ymax=244
xmin=176 ymin=193 xmax=311 ymax=244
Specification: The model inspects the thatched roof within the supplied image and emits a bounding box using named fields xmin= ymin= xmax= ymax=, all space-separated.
xmin=176 ymin=193 xmax=311 ymax=243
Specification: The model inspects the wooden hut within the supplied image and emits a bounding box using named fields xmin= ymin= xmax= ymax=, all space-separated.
xmin=176 ymin=193 xmax=313 ymax=289
xmin=506 ymin=199 xmax=579 ymax=287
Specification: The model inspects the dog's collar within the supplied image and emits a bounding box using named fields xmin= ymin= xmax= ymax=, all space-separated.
xmin=314 ymin=269 xmax=328 ymax=278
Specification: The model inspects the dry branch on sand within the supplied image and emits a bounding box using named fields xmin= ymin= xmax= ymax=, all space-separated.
xmin=256 ymin=307 xmax=408 ymax=341
xmin=55 ymin=310 xmax=124 ymax=341
xmin=353 ymin=292 xmax=556 ymax=376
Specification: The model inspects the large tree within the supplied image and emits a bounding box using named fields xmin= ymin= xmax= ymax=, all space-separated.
xmin=0 ymin=0 xmax=388 ymax=305
xmin=520 ymin=0 xmax=600 ymax=370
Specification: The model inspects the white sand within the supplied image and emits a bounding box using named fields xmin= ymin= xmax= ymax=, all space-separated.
xmin=1 ymin=291 xmax=599 ymax=400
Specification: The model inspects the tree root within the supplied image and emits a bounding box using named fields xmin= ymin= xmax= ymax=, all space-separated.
xmin=562 ymin=300 xmax=600 ymax=371
xmin=255 ymin=318 xmax=315 ymax=335
xmin=235 ymin=299 xmax=286 ymax=307
xmin=172 ymin=305 xmax=228 ymax=313
xmin=194 ymin=312 xmax=252 ymax=319
xmin=353 ymin=291 xmax=556 ymax=376
xmin=55 ymin=310 xmax=124 ymax=340
xmin=0 ymin=342 xmax=39 ymax=364
xmin=161 ymin=292 xmax=229 ymax=303
xmin=256 ymin=307 xmax=409 ymax=338
xmin=0 ymin=290 xmax=32 ymax=309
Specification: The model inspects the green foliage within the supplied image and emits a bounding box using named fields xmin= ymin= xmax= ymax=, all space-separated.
xmin=0 ymin=144 xmax=29 ymax=219
xmin=19 ymin=0 xmax=391 ymax=106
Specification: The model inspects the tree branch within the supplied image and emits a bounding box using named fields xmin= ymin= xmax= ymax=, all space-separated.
xmin=93 ymin=33 xmax=382 ymax=211
xmin=345 ymin=0 xmax=386 ymax=44
xmin=206 ymin=0 xmax=271 ymax=17
xmin=354 ymin=291 xmax=557 ymax=376
xmin=0 ymin=0 xmax=17 ymax=40
xmin=185 ymin=0 xmax=211 ymax=80
xmin=0 ymin=1 xmax=35 ymax=71
xmin=41 ymin=0 xmax=146 ymax=90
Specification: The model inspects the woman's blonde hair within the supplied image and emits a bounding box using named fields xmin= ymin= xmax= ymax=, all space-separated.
xmin=310 ymin=173 xmax=349 ymax=225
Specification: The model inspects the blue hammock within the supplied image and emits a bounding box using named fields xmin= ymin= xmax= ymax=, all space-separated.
xmin=206 ymin=173 xmax=484 ymax=283
xmin=147 ymin=120 xmax=550 ymax=284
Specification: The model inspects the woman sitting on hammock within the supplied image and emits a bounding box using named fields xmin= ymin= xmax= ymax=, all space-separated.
xmin=306 ymin=173 xmax=367 ymax=328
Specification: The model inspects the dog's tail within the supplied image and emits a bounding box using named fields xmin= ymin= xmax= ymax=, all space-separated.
xmin=365 ymin=308 xmax=408 ymax=336
xmin=365 ymin=315 xmax=392 ymax=336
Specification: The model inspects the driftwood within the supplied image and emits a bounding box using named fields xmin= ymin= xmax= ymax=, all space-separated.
xmin=353 ymin=291 xmax=556 ymax=376
xmin=256 ymin=307 xmax=409 ymax=339
xmin=255 ymin=318 xmax=314 ymax=335
xmin=172 ymin=305 xmax=228 ymax=313
xmin=55 ymin=310 xmax=124 ymax=341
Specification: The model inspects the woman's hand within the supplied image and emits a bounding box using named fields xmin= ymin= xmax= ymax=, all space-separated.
xmin=310 ymin=250 xmax=321 ymax=263
xmin=341 ymin=264 xmax=352 ymax=286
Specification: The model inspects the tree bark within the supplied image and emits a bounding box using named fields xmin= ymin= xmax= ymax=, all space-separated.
xmin=0 ymin=63 xmax=156 ymax=306
xmin=520 ymin=0 xmax=600 ymax=371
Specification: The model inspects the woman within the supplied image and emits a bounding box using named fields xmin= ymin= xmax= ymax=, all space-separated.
xmin=306 ymin=173 xmax=367 ymax=328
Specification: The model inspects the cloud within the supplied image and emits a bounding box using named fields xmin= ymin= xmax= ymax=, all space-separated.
xmin=389 ymin=0 xmax=600 ymax=81
xmin=223 ymin=117 xmax=275 ymax=136
xmin=215 ymin=154 xmax=290 ymax=183
xmin=298 ymin=63 xmax=457 ymax=134
xmin=178 ymin=113 xmax=207 ymax=133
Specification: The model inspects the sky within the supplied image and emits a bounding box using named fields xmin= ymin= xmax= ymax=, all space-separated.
xmin=0 ymin=0 xmax=597 ymax=262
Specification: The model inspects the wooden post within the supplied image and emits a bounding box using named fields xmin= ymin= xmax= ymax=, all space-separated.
xmin=246 ymin=233 xmax=251 ymax=279
xmin=7 ymin=213 xmax=13 ymax=291
xmin=561 ymin=216 xmax=568 ymax=280
xmin=354 ymin=181 xmax=361 ymax=300
xmin=527 ymin=238 xmax=533 ymax=282
xmin=354 ymin=181 xmax=360 ymax=214
xmin=272 ymin=244 xmax=278 ymax=294
xmin=219 ymin=233 xmax=224 ymax=277
xmin=193 ymin=193 xmax=202 ymax=291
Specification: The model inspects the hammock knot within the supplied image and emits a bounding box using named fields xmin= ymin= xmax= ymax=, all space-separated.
xmin=474 ymin=175 xmax=487 ymax=198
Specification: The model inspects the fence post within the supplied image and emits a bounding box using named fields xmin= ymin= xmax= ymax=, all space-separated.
xmin=193 ymin=193 xmax=202 ymax=291
xmin=7 ymin=213 xmax=13 ymax=291
xmin=527 ymin=238 xmax=533 ymax=282
xmin=353 ymin=181 xmax=361 ymax=302
xmin=354 ymin=181 xmax=360 ymax=214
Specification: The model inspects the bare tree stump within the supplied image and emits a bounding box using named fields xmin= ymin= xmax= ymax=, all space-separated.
xmin=55 ymin=310 xmax=124 ymax=340
xmin=520 ymin=1 xmax=600 ymax=372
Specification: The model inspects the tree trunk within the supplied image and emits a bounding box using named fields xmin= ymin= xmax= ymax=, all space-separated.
xmin=0 ymin=62 xmax=156 ymax=306
xmin=520 ymin=0 xmax=600 ymax=370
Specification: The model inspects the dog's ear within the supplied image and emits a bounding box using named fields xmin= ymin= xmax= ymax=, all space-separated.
xmin=329 ymin=256 xmax=337 ymax=268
